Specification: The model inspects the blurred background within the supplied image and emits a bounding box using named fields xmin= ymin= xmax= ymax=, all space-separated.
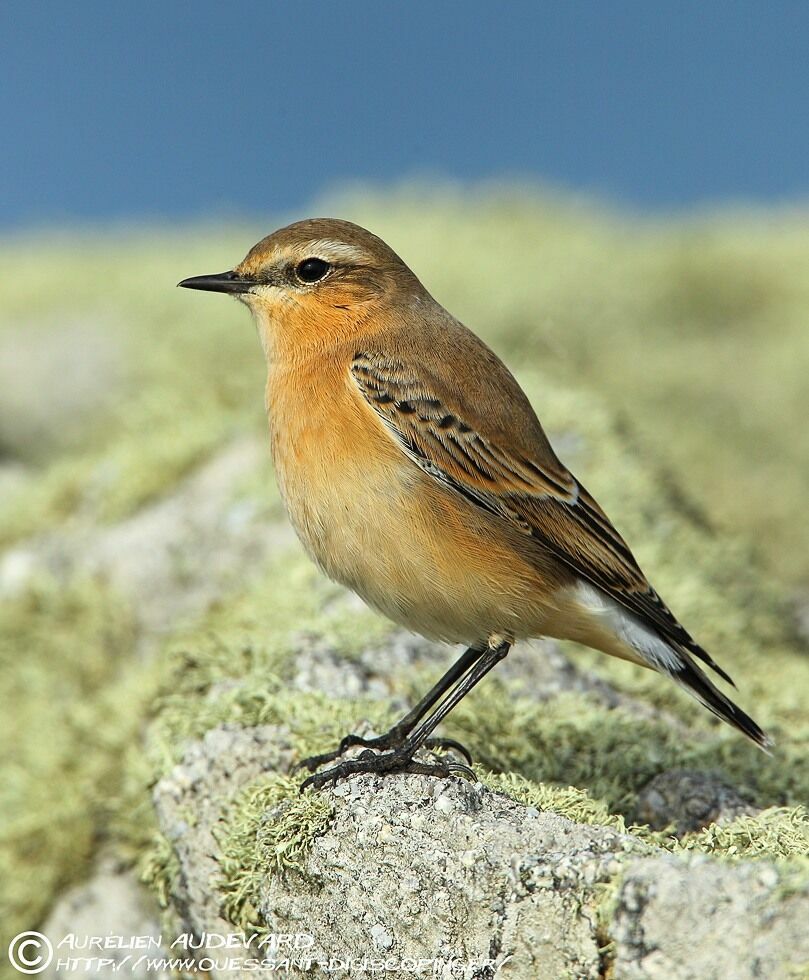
xmin=1 ymin=0 xmax=808 ymax=950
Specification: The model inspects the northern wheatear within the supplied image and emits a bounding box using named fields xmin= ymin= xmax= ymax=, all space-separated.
xmin=179 ymin=218 xmax=770 ymax=789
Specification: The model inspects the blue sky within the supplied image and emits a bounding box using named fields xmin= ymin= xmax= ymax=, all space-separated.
xmin=2 ymin=2 xmax=808 ymax=228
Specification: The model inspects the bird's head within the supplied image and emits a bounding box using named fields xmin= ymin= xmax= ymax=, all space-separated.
xmin=178 ymin=218 xmax=423 ymax=357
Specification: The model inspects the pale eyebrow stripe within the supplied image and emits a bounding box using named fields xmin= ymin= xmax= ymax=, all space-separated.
xmin=301 ymin=239 xmax=371 ymax=263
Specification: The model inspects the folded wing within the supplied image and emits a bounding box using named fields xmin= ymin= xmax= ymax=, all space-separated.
xmin=351 ymin=350 xmax=770 ymax=749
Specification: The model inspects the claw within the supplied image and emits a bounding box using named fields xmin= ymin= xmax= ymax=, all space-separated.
xmin=293 ymin=749 xmax=340 ymax=774
xmin=445 ymin=761 xmax=476 ymax=781
xmin=299 ymin=760 xmax=360 ymax=792
xmin=295 ymin=726 xmax=474 ymax=789
xmin=401 ymin=758 xmax=476 ymax=781
xmin=423 ymin=736 xmax=474 ymax=765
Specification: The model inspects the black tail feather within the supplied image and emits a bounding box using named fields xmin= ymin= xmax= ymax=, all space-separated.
xmin=683 ymin=638 xmax=736 ymax=688
xmin=672 ymin=650 xmax=772 ymax=752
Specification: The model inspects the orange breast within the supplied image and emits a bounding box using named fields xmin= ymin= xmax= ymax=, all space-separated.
xmin=266 ymin=352 xmax=406 ymax=573
xmin=264 ymin=352 xmax=567 ymax=645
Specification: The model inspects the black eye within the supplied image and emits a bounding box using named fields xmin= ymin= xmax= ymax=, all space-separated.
xmin=295 ymin=258 xmax=331 ymax=283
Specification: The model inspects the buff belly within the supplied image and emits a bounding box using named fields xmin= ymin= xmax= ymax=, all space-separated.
xmin=275 ymin=440 xmax=572 ymax=646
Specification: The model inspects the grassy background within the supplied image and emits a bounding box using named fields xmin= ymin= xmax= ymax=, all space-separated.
xmin=1 ymin=186 xmax=808 ymax=942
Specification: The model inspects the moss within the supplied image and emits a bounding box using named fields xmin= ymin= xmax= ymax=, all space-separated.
xmin=678 ymin=806 xmax=809 ymax=861
xmin=138 ymin=829 xmax=182 ymax=910
xmin=105 ymin=553 xmax=398 ymax=935
xmin=449 ymin=687 xmax=687 ymax=816
xmin=594 ymin=875 xmax=623 ymax=980
xmin=215 ymin=774 xmax=334 ymax=932
xmin=141 ymin=556 xmax=396 ymax=781
xmin=509 ymin=370 xmax=809 ymax=814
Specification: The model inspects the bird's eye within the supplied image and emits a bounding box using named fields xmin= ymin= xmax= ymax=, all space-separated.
xmin=295 ymin=258 xmax=331 ymax=284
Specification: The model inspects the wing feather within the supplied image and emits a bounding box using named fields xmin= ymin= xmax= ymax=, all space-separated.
xmin=351 ymin=351 xmax=733 ymax=686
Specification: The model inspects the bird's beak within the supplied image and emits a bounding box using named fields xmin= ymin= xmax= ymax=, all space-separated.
xmin=177 ymin=271 xmax=255 ymax=294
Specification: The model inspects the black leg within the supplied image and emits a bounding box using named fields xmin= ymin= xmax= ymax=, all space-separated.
xmin=301 ymin=639 xmax=511 ymax=791
xmin=295 ymin=642 xmax=486 ymax=772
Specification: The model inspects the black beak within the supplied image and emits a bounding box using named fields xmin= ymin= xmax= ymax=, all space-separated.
xmin=177 ymin=271 xmax=255 ymax=294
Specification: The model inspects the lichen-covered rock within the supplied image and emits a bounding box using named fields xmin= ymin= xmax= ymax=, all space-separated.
xmin=260 ymin=775 xmax=632 ymax=980
xmin=152 ymin=724 xmax=809 ymax=980
xmin=153 ymin=724 xmax=295 ymax=944
xmin=633 ymin=769 xmax=759 ymax=835
xmin=154 ymin=721 xmax=636 ymax=978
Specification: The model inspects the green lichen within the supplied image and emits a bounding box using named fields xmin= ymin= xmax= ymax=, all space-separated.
xmin=679 ymin=806 xmax=809 ymax=861
xmin=216 ymin=774 xmax=334 ymax=932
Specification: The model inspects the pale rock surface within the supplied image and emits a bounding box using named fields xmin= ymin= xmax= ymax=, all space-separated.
xmin=41 ymin=859 xmax=169 ymax=980
xmin=611 ymin=856 xmax=809 ymax=980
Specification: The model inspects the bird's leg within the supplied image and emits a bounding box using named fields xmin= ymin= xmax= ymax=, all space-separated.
xmin=301 ymin=639 xmax=510 ymax=791
xmin=295 ymin=643 xmax=486 ymax=773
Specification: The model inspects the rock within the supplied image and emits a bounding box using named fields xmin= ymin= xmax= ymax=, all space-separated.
xmin=156 ymin=723 xmax=640 ymax=978
xmin=153 ymin=724 xmax=809 ymax=980
xmin=258 ymin=775 xmax=635 ymax=980
xmin=153 ymin=724 xmax=295 ymax=946
xmin=634 ymin=769 xmax=759 ymax=835
xmin=292 ymin=630 xmax=440 ymax=704
xmin=41 ymin=859 xmax=169 ymax=980
xmin=0 ymin=438 xmax=295 ymax=641
xmin=610 ymin=855 xmax=809 ymax=980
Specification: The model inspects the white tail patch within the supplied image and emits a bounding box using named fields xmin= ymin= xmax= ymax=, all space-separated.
xmin=573 ymin=582 xmax=681 ymax=673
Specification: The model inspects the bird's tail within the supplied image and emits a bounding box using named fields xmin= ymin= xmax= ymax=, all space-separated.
xmin=670 ymin=648 xmax=772 ymax=752
xmin=572 ymin=583 xmax=771 ymax=750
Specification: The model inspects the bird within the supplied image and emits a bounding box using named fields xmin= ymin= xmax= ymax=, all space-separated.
xmin=178 ymin=217 xmax=771 ymax=790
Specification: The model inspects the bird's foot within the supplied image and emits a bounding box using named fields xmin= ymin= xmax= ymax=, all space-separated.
xmin=294 ymin=728 xmax=406 ymax=773
xmin=299 ymin=745 xmax=475 ymax=792
xmin=295 ymin=729 xmax=473 ymax=774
